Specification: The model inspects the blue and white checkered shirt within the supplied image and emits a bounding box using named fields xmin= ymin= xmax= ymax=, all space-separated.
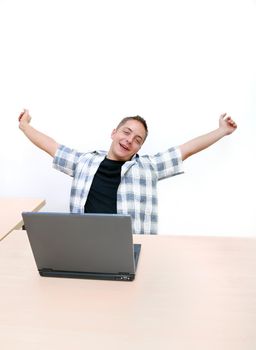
xmin=53 ymin=144 xmax=184 ymax=234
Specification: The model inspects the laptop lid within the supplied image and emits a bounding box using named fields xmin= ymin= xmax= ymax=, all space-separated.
xmin=22 ymin=212 xmax=141 ymax=281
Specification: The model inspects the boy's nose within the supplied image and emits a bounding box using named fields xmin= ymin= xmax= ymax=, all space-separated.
xmin=126 ymin=135 xmax=133 ymax=143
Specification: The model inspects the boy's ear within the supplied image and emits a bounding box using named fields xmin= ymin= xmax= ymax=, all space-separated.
xmin=111 ymin=128 xmax=117 ymax=139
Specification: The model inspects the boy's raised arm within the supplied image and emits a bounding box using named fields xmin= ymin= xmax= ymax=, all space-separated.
xmin=18 ymin=109 xmax=59 ymax=157
xmin=179 ymin=113 xmax=237 ymax=161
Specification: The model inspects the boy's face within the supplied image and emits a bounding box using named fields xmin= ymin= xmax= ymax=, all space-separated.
xmin=107 ymin=120 xmax=146 ymax=161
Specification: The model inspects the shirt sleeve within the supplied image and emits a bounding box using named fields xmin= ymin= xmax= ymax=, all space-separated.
xmin=151 ymin=146 xmax=184 ymax=180
xmin=52 ymin=144 xmax=83 ymax=177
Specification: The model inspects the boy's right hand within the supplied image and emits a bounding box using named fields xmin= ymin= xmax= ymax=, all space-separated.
xmin=18 ymin=109 xmax=31 ymax=129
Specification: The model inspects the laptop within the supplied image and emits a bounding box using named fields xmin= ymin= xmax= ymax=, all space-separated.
xmin=22 ymin=212 xmax=141 ymax=281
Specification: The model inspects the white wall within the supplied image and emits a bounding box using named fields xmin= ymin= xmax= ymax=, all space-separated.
xmin=1 ymin=0 xmax=255 ymax=236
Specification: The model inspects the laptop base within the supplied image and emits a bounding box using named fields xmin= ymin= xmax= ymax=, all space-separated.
xmin=39 ymin=244 xmax=141 ymax=282
xmin=39 ymin=269 xmax=135 ymax=281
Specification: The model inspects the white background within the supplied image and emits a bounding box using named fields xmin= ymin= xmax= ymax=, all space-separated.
xmin=1 ymin=0 xmax=255 ymax=236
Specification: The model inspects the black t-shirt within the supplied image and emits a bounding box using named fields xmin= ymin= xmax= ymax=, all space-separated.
xmin=84 ymin=157 xmax=125 ymax=214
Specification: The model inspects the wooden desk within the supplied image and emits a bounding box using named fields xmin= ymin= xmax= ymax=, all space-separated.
xmin=0 ymin=197 xmax=45 ymax=241
xmin=1 ymin=231 xmax=256 ymax=350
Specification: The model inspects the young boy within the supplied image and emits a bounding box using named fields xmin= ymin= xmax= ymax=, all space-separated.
xmin=19 ymin=110 xmax=237 ymax=234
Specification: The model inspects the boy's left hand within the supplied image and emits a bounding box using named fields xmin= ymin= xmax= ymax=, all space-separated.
xmin=219 ymin=113 xmax=237 ymax=135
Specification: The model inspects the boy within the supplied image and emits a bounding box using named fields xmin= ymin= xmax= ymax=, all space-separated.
xmin=19 ymin=110 xmax=237 ymax=234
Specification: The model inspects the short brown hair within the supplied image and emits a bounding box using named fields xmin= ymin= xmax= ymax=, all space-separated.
xmin=116 ymin=115 xmax=148 ymax=140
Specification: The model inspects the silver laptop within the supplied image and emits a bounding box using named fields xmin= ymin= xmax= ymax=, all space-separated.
xmin=22 ymin=212 xmax=141 ymax=281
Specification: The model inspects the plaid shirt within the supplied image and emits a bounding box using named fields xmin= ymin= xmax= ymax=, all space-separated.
xmin=53 ymin=144 xmax=184 ymax=234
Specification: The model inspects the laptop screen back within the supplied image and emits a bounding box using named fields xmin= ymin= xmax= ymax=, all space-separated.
xmin=22 ymin=212 xmax=140 ymax=281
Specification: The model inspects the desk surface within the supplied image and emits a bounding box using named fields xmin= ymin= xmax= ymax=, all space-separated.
xmin=1 ymin=231 xmax=256 ymax=350
xmin=0 ymin=197 xmax=45 ymax=241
